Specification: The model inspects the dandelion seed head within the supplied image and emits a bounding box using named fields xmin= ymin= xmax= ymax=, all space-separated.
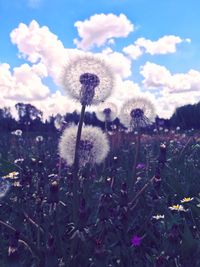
xmin=59 ymin=125 xmax=110 ymax=166
xmin=119 ymin=97 xmax=155 ymax=131
xmin=62 ymin=54 xmax=115 ymax=105
xmin=96 ymin=102 xmax=118 ymax=122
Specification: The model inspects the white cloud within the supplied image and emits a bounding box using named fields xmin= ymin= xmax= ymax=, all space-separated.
xmin=0 ymin=63 xmax=49 ymax=102
xmin=141 ymin=61 xmax=200 ymax=93
xmin=136 ymin=35 xmax=185 ymax=55
xmin=123 ymin=44 xmax=143 ymax=60
xmin=140 ymin=61 xmax=200 ymax=118
xmin=99 ymin=49 xmax=132 ymax=78
xmin=0 ymin=62 xmax=80 ymax=120
xmin=74 ymin=13 xmax=134 ymax=50
xmin=10 ymin=20 xmax=68 ymax=85
xmin=123 ymin=35 xmax=190 ymax=59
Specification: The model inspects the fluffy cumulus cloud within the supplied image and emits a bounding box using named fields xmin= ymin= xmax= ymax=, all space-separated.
xmin=123 ymin=35 xmax=190 ymax=59
xmin=0 ymin=62 xmax=79 ymax=119
xmin=0 ymin=63 xmax=49 ymax=102
xmin=74 ymin=13 xmax=134 ymax=50
xmin=140 ymin=62 xmax=200 ymax=118
xmin=99 ymin=48 xmax=132 ymax=78
xmin=10 ymin=20 xmax=68 ymax=84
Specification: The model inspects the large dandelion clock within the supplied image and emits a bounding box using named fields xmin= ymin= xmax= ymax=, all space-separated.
xmin=62 ymin=55 xmax=115 ymax=106
xmin=120 ymin=96 xmax=156 ymax=131
xmin=59 ymin=125 xmax=110 ymax=166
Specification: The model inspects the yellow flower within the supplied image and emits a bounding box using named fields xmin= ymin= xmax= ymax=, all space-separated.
xmin=181 ymin=197 xmax=193 ymax=203
xmin=169 ymin=204 xmax=187 ymax=212
xmin=3 ymin=172 xmax=19 ymax=180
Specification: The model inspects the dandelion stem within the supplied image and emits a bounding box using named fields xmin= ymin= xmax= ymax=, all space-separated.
xmin=129 ymin=176 xmax=155 ymax=208
xmin=73 ymin=104 xmax=86 ymax=225
xmin=0 ymin=220 xmax=40 ymax=258
xmin=131 ymin=132 xmax=141 ymax=188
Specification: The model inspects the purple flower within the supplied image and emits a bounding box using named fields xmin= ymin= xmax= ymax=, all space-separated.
xmin=136 ymin=163 xmax=145 ymax=170
xmin=131 ymin=235 xmax=142 ymax=247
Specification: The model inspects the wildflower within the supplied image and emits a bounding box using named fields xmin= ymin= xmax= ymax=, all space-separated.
xmin=0 ymin=178 xmax=10 ymax=198
xmin=62 ymin=54 xmax=115 ymax=105
xmin=119 ymin=96 xmax=155 ymax=131
xmin=169 ymin=204 xmax=188 ymax=212
xmin=136 ymin=163 xmax=145 ymax=170
xmin=36 ymin=136 xmax=44 ymax=142
xmin=13 ymin=181 xmax=22 ymax=187
xmin=96 ymin=102 xmax=118 ymax=122
xmin=3 ymin=172 xmax=19 ymax=180
xmin=180 ymin=197 xmax=193 ymax=203
xmin=152 ymin=214 xmax=165 ymax=220
xmin=11 ymin=129 xmax=22 ymax=136
xmin=59 ymin=125 xmax=110 ymax=166
xmin=14 ymin=158 xmax=24 ymax=164
xmin=131 ymin=235 xmax=142 ymax=247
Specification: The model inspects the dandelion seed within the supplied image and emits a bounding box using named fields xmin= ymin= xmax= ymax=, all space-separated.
xmin=62 ymin=54 xmax=115 ymax=105
xmin=119 ymin=97 xmax=155 ymax=131
xmin=59 ymin=125 xmax=110 ymax=166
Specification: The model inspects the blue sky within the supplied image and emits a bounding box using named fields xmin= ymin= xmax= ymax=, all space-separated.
xmin=0 ymin=0 xmax=200 ymax=118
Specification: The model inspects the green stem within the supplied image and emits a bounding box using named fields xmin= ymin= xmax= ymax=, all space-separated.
xmin=129 ymin=176 xmax=155 ymax=208
xmin=131 ymin=132 xmax=141 ymax=189
xmin=73 ymin=104 xmax=86 ymax=225
xmin=0 ymin=220 xmax=41 ymax=259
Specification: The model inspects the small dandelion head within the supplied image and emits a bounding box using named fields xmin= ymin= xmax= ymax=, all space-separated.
xmin=62 ymin=54 xmax=115 ymax=106
xmin=59 ymin=125 xmax=110 ymax=166
xmin=119 ymin=96 xmax=156 ymax=131
xmin=36 ymin=136 xmax=44 ymax=142
xmin=96 ymin=102 xmax=118 ymax=122
xmin=12 ymin=129 xmax=22 ymax=136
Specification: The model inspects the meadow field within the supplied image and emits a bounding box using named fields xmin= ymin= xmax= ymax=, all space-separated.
xmin=0 ymin=129 xmax=200 ymax=267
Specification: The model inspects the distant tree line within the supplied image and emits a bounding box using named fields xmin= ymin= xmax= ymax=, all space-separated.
xmin=0 ymin=102 xmax=199 ymax=133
